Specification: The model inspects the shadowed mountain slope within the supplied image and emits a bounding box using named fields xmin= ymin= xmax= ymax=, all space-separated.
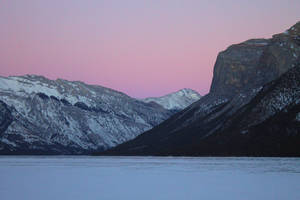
xmin=104 ymin=22 xmax=300 ymax=156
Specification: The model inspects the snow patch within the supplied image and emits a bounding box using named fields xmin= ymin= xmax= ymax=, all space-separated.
xmin=293 ymin=53 xmax=298 ymax=58
xmin=1 ymin=138 xmax=17 ymax=147
xmin=296 ymin=113 xmax=300 ymax=121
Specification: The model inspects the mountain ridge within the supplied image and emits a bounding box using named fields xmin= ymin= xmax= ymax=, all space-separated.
xmin=104 ymin=22 xmax=300 ymax=156
xmin=0 ymin=74 xmax=199 ymax=154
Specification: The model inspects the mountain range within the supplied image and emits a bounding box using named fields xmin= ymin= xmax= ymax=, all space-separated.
xmin=0 ymin=76 xmax=200 ymax=154
xmin=104 ymin=22 xmax=300 ymax=156
xmin=1 ymin=22 xmax=299 ymax=156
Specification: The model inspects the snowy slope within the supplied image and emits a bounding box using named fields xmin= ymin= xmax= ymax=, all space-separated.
xmin=142 ymin=89 xmax=201 ymax=110
xmin=0 ymin=75 xmax=173 ymax=154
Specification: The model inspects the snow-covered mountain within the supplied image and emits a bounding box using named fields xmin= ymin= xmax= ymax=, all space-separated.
xmin=0 ymin=75 xmax=175 ymax=154
xmin=142 ymin=89 xmax=201 ymax=111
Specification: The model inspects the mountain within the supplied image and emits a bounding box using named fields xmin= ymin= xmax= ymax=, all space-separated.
xmin=105 ymin=22 xmax=300 ymax=156
xmin=142 ymin=88 xmax=201 ymax=111
xmin=0 ymin=75 xmax=177 ymax=154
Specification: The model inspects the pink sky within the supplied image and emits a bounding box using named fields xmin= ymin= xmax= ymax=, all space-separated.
xmin=0 ymin=0 xmax=299 ymax=98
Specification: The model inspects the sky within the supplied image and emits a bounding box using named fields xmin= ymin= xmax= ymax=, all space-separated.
xmin=0 ymin=0 xmax=299 ymax=98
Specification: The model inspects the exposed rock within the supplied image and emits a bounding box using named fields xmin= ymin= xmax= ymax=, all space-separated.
xmin=210 ymin=22 xmax=300 ymax=98
xmin=210 ymin=39 xmax=270 ymax=97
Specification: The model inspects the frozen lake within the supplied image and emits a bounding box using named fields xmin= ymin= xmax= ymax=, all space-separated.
xmin=0 ymin=156 xmax=300 ymax=200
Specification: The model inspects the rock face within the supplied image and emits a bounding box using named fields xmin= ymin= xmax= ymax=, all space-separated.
xmin=142 ymin=88 xmax=201 ymax=111
xmin=105 ymin=22 xmax=300 ymax=156
xmin=211 ymin=22 xmax=300 ymax=98
xmin=210 ymin=39 xmax=270 ymax=97
xmin=0 ymin=75 xmax=175 ymax=154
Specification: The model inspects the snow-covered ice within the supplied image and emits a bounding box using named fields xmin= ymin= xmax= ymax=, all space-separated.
xmin=0 ymin=156 xmax=300 ymax=200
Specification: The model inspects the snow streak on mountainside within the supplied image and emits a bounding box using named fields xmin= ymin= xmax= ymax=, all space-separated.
xmin=0 ymin=75 xmax=175 ymax=154
xmin=142 ymin=89 xmax=201 ymax=111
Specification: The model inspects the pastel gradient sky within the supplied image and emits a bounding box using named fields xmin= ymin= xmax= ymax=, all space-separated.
xmin=1 ymin=0 xmax=299 ymax=98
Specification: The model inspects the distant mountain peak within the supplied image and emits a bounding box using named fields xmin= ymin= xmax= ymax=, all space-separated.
xmin=142 ymin=88 xmax=201 ymax=110
xmin=177 ymin=88 xmax=199 ymax=95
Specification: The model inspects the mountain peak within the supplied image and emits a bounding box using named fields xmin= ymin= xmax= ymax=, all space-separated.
xmin=177 ymin=88 xmax=198 ymax=94
xmin=287 ymin=21 xmax=300 ymax=36
xmin=142 ymin=89 xmax=201 ymax=110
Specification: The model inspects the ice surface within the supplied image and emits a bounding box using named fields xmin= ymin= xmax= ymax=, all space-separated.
xmin=0 ymin=156 xmax=300 ymax=200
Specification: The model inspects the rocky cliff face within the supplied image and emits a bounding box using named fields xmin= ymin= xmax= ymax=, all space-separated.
xmin=210 ymin=22 xmax=300 ymax=98
xmin=105 ymin=22 xmax=300 ymax=156
xmin=0 ymin=75 xmax=174 ymax=154
xmin=210 ymin=39 xmax=270 ymax=97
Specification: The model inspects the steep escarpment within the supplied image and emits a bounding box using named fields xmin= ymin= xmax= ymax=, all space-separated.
xmin=105 ymin=22 xmax=300 ymax=156
xmin=211 ymin=22 xmax=300 ymax=97
xmin=210 ymin=39 xmax=270 ymax=97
